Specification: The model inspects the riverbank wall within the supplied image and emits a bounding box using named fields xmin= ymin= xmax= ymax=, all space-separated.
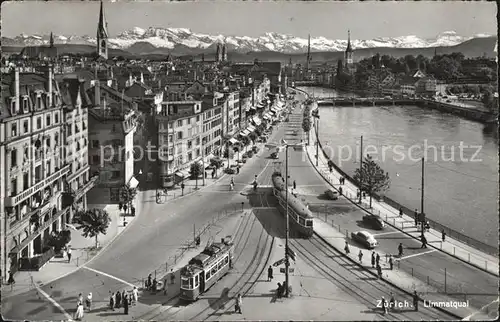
xmin=295 ymin=87 xmax=498 ymax=256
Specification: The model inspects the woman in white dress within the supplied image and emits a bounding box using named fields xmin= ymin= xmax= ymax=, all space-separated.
xmin=132 ymin=286 xmax=139 ymax=305
xmin=74 ymin=301 xmax=84 ymax=320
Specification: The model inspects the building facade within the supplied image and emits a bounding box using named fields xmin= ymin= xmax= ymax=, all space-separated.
xmin=1 ymin=67 xmax=93 ymax=280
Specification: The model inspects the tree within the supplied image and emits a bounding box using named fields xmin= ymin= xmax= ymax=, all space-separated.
xmin=73 ymin=208 xmax=111 ymax=249
xmin=249 ymin=132 xmax=257 ymax=144
xmin=353 ymin=154 xmax=391 ymax=208
xmin=190 ymin=161 xmax=203 ymax=189
xmin=119 ymin=184 xmax=137 ymax=214
xmin=302 ymin=117 xmax=311 ymax=143
xmin=241 ymin=135 xmax=250 ymax=147
xmin=46 ymin=230 xmax=71 ymax=253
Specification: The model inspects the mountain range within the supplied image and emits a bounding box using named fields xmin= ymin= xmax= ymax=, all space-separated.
xmin=2 ymin=28 xmax=497 ymax=62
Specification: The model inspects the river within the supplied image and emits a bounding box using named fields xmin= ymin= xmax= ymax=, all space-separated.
xmin=299 ymin=86 xmax=499 ymax=248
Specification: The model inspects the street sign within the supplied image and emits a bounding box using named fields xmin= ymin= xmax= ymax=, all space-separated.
xmin=273 ymin=258 xmax=286 ymax=267
xmin=280 ymin=268 xmax=295 ymax=273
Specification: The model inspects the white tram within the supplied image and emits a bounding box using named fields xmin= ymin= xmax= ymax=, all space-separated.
xmin=179 ymin=237 xmax=234 ymax=301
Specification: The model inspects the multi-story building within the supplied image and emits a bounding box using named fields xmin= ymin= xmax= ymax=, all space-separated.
xmin=86 ymin=82 xmax=137 ymax=204
xmin=0 ymin=66 xmax=94 ymax=280
xmin=156 ymin=99 xmax=205 ymax=188
xmin=415 ymin=76 xmax=437 ymax=97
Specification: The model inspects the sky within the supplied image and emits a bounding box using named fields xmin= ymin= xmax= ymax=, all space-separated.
xmin=1 ymin=1 xmax=497 ymax=40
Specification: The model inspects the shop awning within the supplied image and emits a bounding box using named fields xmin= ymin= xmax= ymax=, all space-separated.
xmin=247 ymin=125 xmax=256 ymax=132
xmin=240 ymin=129 xmax=250 ymax=136
xmin=229 ymin=138 xmax=239 ymax=145
xmin=252 ymin=117 xmax=262 ymax=126
xmin=256 ymin=103 xmax=264 ymax=108
xmin=175 ymin=169 xmax=190 ymax=178
xmin=263 ymin=113 xmax=271 ymax=120
xmin=270 ymin=107 xmax=279 ymax=113
xmin=128 ymin=176 xmax=139 ymax=189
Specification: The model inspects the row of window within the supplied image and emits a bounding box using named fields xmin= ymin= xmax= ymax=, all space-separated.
xmin=205 ymin=255 xmax=230 ymax=282
xmin=9 ymin=157 xmax=62 ymax=196
xmin=9 ymin=112 xmax=61 ymax=138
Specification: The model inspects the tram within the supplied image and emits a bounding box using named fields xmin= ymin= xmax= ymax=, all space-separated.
xmin=272 ymin=172 xmax=314 ymax=237
xmin=179 ymin=237 xmax=234 ymax=301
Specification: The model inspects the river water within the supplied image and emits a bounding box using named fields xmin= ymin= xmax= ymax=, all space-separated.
xmin=299 ymin=87 xmax=499 ymax=248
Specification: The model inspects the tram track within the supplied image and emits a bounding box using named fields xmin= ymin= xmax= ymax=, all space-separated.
xmin=290 ymin=235 xmax=456 ymax=320
xmin=135 ymin=207 xmax=257 ymax=321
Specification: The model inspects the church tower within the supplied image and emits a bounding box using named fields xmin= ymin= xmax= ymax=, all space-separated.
xmin=96 ymin=0 xmax=109 ymax=60
xmin=221 ymin=43 xmax=227 ymax=62
xmin=216 ymin=43 xmax=222 ymax=62
xmin=49 ymin=32 xmax=54 ymax=48
xmin=344 ymin=30 xmax=354 ymax=71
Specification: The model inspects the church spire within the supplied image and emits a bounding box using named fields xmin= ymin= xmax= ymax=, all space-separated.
xmin=49 ymin=32 xmax=54 ymax=48
xmin=346 ymin=30 xmax=352 ymax=53
xmin=96 ymin=0 xmax=109 ymax=59
xmin=306 ymin=34 xmax=311 ymax=71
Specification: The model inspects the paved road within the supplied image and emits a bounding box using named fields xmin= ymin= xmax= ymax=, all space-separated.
xmin=2 ymin=121 xmax=282 ymax=321
xmin=287 ymin=92 xmax=498 ymax=311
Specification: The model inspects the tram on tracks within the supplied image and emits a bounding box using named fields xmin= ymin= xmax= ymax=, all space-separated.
xmin=272 ymin=172 xmax=314 ymax=237
xmin=179 ymin=237 xmax=234 ymax=301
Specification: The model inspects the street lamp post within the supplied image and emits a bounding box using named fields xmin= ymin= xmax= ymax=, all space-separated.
xmin=420 ymin=157 xmax=425 ymax=239
xmin=284 ymin=144 xmax=290 ymax=297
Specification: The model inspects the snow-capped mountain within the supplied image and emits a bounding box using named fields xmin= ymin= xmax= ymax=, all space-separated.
xmin=2 ymin=28 xmax=494 ymax=54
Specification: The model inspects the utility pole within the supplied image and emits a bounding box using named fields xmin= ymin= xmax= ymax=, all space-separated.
xmin=315 ymin=117 xmax=319 ymax=166
xmin=420 ymin=157 xmax=425 ymax=238
xmin=358 ymin=135 xmax=363 ymax=204
xmin=284 ymin=145 xmax=290 ymax=297
xmin=202 ymin=140 xmax=206 ymax=186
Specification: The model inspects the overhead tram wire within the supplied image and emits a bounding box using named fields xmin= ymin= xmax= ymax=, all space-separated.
xmin=429 ymin=162 xmax=498 ymax=183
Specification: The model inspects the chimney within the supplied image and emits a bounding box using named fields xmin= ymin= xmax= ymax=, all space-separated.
xmin=14 ymin=67 xmax=20 ymax=112
xmin=48 ymin=65 xmax=53 ymax=107
xmin=94 ymin=80 xmax=100 ymax=107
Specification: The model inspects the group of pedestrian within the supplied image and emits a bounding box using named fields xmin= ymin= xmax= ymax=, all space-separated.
xmin=73 ymin=293 xmax=92 ymax=320
xmin=108 ymin=289 xmax=135 ymax=314
xmin=380 ymin=292 xmax=397 ymax=314
xmin=145 ymin=274 xmax=158 ymax=293
xmin=339 ymin=177 xmax=345 ymax=185
xmin=370 ymin=251 xmax=383 ymax=279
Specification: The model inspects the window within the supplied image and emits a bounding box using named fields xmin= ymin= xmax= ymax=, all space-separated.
xmin=112 ymin=171 xmax=121 ymax=179
xmin=177 ymin=120 xmax=182 ymax=127
xmin=82 ymin=121 xmax=87 ymax=130
xmin=188 ymin=152 xmax=192 ymax=161
xmin=37 ymin=96 xmax=42 ymax=109
xmin=75 ymin=125 xmax=80 ymax=133
xmin=10 ymin=149 xmax=17 ymax=167
xmin=54 ymin=113 xmax=59 ymax=123
xmin=225 ymin=256 xmax=229 ymax=264
xmin=11 ymin=123 xmax=17 ymax=137
xmin=169 ymin=122 xmax=174 ymax=129
xmin=168 ymin=134 xmax=173 ymax=142
xmin=46 ymin=114 xmax=51 ymax=126
xmin=46 ymin=137 xmax=51 ymax=149
xmin=177 ymin=131 xmax=183 ymax=140
xmin=187 ymin=118 xmax=191 ymax=125
xmin=46 ymin=161 xmax=51 ymax=176
xmin=10 ymin=179 xmax=17 ymax=197
xmin=196 ymin=137 xmax=200 ymax=146
xmin=92 ymin=140 xmax=99 ymax=148
xmin=23 ymin=120 xmax=29 ymax=133
xmin=54 ymin=133 xmax=59 ymax=146
xmin=196 ymin=115 xmax=200 ymax=122
xmin=92 ymin=155 xmax=100 ymax=165
xmin=22 ymin=98 xmax=28 ymax=111
xmin=206 ymin=271 xmax=211 ymax=280
xmin=76 ymin=142 xmax=81 ymax=151
xmin=195 ymin=149 xmax=200 ymax=157
xmin=211 ymin=266 xmax=216 ymax=276
xmin=218 ymin=261 xmax=223 ymax=270
xmin=187 ymin=140 xmax=192 ymax=149
xmin=36 ymin=117 xmax=42 ymax=129
xmin=23 ymin=172 xmax=29 ymax=191
xmin=35 ymin=165 xmax=42 ymax=183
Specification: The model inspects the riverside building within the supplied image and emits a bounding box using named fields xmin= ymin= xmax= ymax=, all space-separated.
xmin=0 ymin=66 xmax=94 ymax=281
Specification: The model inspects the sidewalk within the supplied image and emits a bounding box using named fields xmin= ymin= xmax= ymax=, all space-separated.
xmin=1 ymin=202 xmax=139 ymax=298
xmin=312 ymin=217 xmax=472 ymax=319
xmin=305 ymin=125 xmax=499 ymax=277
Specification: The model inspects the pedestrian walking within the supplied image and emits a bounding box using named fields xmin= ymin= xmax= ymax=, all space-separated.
xmin=205 ymin=171 xmax=208 ymax=179
xmin=147 ymin=273 xmax=152 ymax=290
xmin=109 ymin=291 xmax=115 ymax=311
xmin=389 ymin=292 xmax=396 ymax=312
xmin=371 ymin=251 xmax=376 ymax=268
xmin=267 ymin=266 xmax=273 ymax=281
xmin=119 ymin=202 xmax=123 ymax=212
xmin=441 ymin=229 xmax=446 ymax=242
xmin=413 ymin=290 xmax=419 ymax=311
xmin=74 ymin=300 xmax=84 ymax=320
xmin=381 ymin=296 xmax=388 ymax=314
xmin=377 ymin=264 xmax=382 ymax=279
xmin=293 ymin=180 xmax=296 ymax=190
xmin=339 ymin=186 xmax=343 ymax=195
xmin=358 ymin=250 xmax=363 ymax=263
xmin=131 ymin=206 xmax=136 ymax=216
xmin=85 ymin=292 xmax=92 ymax=312
xmin=133 ymin=286 xmax=139 ymax=305
xmin=67 ymin=247 xmax=72 ymax=263
xmin=375 ymin=253 xmax=380 ymax=266
xmin=170 ymin=269 xmax=175 ymax=284
xmin=398 ymin=243 xmax=403 ymax=257
xmin=152 ymin=278 xmax=158 ymax=293
xmin=123 ymin=294 xmax=129 ymax=315
xmin=420 ymin=235 xmax=427 ymax=249
xmin=115 ymin=291 xmax=122 ymax=308
xmin=235 ymin=294 xmax=242 ymax=314
xmin=123 ymin=204 xmax=128 ymax=214
xmin=399 ymin=207 xmax=403 ymax=217
xmin=389 ymin=255 xmax=394 ymax=270
xmin=7 ymin=271 xmax=15 ymax=290
xmin=414 ymin=209 xmax=418 ymax=227
xmin=344 ymin=241 xmax=350 ymax=254
xmin=277 ymin=283 xmax=283 ymax=298
xmin=78 ymin=293 xmax=83 ymax=304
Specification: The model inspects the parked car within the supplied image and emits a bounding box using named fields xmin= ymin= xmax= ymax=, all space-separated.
xmin=247 ymin=151 xmax=254 ymax=158
xmin=224 ymin=167 xmax=236 ymax=174
xmin=252 ymin=146 xmax=260 ymax=154
xmin=350 ymin=231 xmax=378 ymax=249
xmin=325 ymin=189 xmax=339 ymax=200
xmin=362 ymin=215 xmax=385 ymax=230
